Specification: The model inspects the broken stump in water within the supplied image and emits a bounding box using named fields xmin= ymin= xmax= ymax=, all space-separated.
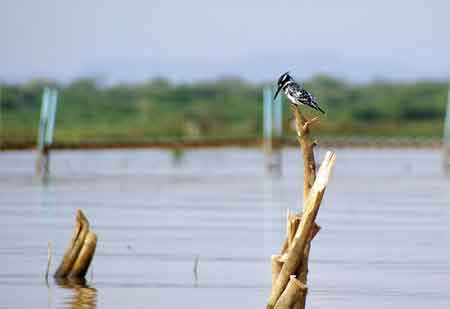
xmin=54 ymin=210 xmax=98 ymax=279
xmin=266 ymin=104 xmax=337 ymax=309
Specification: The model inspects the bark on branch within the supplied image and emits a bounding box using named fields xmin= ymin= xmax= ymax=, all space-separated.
xmin=289 ymin=105 xmax=318 ymax=205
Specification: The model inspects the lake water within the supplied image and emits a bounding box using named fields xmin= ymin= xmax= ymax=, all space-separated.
xmin=0 ymin=148 xmax=448 ymax=309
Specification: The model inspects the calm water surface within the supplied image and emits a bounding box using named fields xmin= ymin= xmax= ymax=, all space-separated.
xmin=0 ymin=148 xmax=448 ymax=308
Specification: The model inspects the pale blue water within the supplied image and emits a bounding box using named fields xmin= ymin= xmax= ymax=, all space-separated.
xmin=0 ymin=148 xmax=448 ymax=308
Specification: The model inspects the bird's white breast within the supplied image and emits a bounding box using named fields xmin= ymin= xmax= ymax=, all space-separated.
xmin=284 ymin=90 xmax=299 ymax=105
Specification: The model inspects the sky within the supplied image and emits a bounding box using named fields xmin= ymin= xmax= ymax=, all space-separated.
xmin=1 ymin=0 xmax=449 ymax=83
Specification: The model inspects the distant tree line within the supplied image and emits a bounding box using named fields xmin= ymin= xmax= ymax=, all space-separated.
xmin=1 ymin=75 xmax=447 ymax=143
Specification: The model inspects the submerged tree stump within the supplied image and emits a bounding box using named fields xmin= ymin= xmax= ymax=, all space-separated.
xmin=267 ymin=105 xmax=336 ymax=309
xmin=54 ymin=210 xmax=98 ymax=279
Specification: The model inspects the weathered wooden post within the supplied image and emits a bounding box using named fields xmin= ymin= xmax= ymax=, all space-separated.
xmin=266 ymin=104 xmax=336 ymax=309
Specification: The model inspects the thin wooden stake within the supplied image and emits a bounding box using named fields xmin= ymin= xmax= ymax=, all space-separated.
xmin=193 ymin=255 xmax=199 ymax=283
xmin=45 ymin=241 xmax=52 ymax=284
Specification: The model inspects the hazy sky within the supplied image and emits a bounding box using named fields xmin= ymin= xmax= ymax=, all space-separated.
xmin=1 ymin=0 xmax=449 ymax=83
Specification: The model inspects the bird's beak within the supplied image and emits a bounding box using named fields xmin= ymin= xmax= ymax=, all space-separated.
xmin=273 ymin=85 xmax=282 ymax=100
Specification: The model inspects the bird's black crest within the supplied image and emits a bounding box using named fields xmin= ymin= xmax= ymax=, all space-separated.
xmin=278 ymin=72 xmax=291 ymax=87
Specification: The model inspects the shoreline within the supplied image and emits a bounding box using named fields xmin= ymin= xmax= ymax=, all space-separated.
xmin=0 ymin=137 xmax=443 ymax=151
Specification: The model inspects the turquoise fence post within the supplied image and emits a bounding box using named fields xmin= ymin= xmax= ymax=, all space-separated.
xmin=263 ymin=86 xmax=273 ymax=160
xmin=263 ymin=85 xmax=283 ymax=174
xmin=273 ymin=86 xmax=283 ymax=139
xmin=37 ymin=88 xmax=50 ymax=153
xmin=36 ymin=87 xmax=58 ymax=179
xmin=0 ymin=86 xmax=3 ymax=148
xmin=443 ymin=88 xmax=450 ymax=171
xmin=45 ymin=89 xmax=58 ymax=145
xmin=273 ymin=85 xmax=283 ymax=174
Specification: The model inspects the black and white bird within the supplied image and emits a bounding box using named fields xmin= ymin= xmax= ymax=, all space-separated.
xmin=273 ymin=72 xmax=325 ymax=114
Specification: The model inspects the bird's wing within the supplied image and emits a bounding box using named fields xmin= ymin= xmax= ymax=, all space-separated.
xmin=299 ymin=89 xmax=316 ymax=104
xmin=286 ymin=83 xmax=325 ymax=113
xmin=296 ymin=87 xmax=325 ymax=113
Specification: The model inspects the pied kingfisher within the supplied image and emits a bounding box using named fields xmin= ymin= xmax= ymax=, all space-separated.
xmin=273 ymin=72 xmax=325 ymax=114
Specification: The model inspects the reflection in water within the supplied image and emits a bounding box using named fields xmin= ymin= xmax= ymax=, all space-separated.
xmin=54 ymin=277 xmax=97 ymax=309
xmin=170 ymin=148 xmax=185 ymax=166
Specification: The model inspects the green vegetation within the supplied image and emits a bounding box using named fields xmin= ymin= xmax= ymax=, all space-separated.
xmin=0 ymin=75 xmax=447 ymax=145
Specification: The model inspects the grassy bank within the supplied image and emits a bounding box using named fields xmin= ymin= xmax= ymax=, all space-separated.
xmin=1 ymin=75 xmax=447 ymax=145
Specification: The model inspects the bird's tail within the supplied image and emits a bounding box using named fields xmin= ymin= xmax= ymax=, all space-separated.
xmin=316 ymin=105 xmax=326 ymax=114
xmin=311 ymin=96 xmax=325 ymax=114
